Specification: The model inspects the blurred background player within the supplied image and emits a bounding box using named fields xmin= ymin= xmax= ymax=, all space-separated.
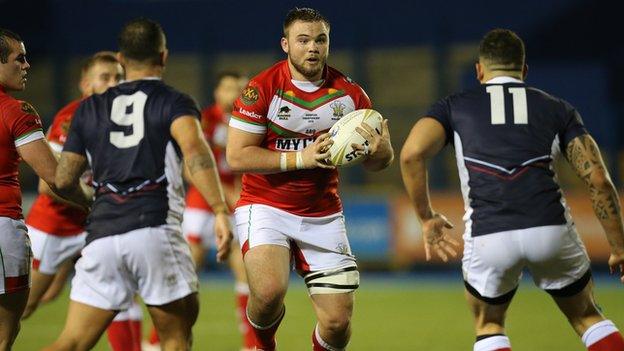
xmin=0 ymin=28 xmax=91 ymax=350
xmin=226 ymin=8 xmax=393 ymax=351
xmin=22 ymin=51 xmax=144 ymax=351
xmin=145 ymin=71 xmax=256 ymax=351
xmin=400 ymin=28 xmax=624 ymax=351
xmin=43 ymin=18 xmax=232 ymax=351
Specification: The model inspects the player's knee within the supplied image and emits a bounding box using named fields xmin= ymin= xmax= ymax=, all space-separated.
xmin=250 ymin=285 xmax=286 ymax=312
xmin=159 ymin=337 xmax=191 ymax=351
xmin=319 ymin=313 xmax=351 ymax=337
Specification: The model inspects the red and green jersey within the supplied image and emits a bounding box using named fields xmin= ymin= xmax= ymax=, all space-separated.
xmin=230 ymin=60 xmax=372 ymax=217
xmin=0 ymin=85 xmax=45 ymax=219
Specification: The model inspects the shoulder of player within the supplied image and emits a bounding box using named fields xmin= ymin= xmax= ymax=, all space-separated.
xmin=53 ymin=99 xmax=83 ymax=121
xmin=0 ymin=95 xmax=40 ymax=121
xmin=326 ymin=66 xmax=367 ymax=93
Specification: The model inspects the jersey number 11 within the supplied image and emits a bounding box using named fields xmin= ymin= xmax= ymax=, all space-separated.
xmin=486 ymin=86 xmax=527 ymax=125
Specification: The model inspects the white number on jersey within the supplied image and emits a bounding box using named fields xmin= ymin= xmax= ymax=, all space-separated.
xmin=110 ymin=92 xmax=147 ymax=148
xmin=486 ymin=86 xmax=528 ymax=125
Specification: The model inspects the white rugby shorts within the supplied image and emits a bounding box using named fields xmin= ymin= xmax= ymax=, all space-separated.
xmin=182 ymin=208 xmax=234 ymax=249
xmin=462 ymin=224 xmax=591 ymax=302
xmin=0 ymin=217 xmax=31 ymax=294
xmin=234 ymin=204 xmax=357 ymax=274
xmin=70 ymin=224 xmax=198 ymax=310
xmin=27 ymin=225 xmax=86 ymax=275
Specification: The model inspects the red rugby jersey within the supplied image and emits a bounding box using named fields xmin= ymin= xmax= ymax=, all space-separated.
xmin=0 ymin=86 xmax=45 ymax=219
xmin=229 ymin=60 xmax=371 ymax=217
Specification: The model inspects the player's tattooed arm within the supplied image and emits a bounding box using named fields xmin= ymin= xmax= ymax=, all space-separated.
xmin=186 ymin=152 xmax=216 ymax=174
xmin=54 ymin=151 xmax=93 ymax=210
xmin=173 ymin=116 xmax=232 ymax=261
xmin=565 ymin=135 xmax=624 ymax=257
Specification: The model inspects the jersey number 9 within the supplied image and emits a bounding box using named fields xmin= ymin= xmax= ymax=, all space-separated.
xmin=110 ymin=92 xmax=147 ymax=148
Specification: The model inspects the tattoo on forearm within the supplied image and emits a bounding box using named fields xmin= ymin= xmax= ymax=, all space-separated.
xmin=567 ymin=135 xmax=621 ymax=221
xmin=186 ymin=153 xmax=215 ymax=174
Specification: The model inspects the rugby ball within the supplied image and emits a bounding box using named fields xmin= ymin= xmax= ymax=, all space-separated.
xmin=327 ymin=109 xmax=383 ymax=167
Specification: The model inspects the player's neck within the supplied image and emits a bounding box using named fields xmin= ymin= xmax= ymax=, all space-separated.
xmin=124 ymin=66 xmax=164 ymax=82
xmin=482 ymin=71 xmax=523 ymax=83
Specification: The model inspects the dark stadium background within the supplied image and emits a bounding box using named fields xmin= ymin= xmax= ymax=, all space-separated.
xmin=4 ymin=0 xmax=623 ymax=271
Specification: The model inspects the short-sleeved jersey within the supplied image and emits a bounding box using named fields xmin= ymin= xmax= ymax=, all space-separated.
xmin=63 ymin=78 xmax=200 ymax=244
xmin=426 ymin=76 xmax=587 ymax=237
xmin=26 ymin=99 xmax=88 ymax=235
xmin=0 ymin=86 xmax=45 ymax=219
xmin=229 ymin=61 xmax=372 ymax=217
xmin=186 ymin=104 xmax=235 ymax=212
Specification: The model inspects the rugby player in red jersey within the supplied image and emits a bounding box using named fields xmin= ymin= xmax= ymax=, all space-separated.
xmin=226 ymin=8 xmax=393 ymax=351
xmin=0 ymin=28 xmax=90 ymax=350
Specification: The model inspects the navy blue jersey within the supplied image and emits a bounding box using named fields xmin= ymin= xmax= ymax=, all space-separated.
xmin=426 ymin=77 xmax=587 ymax=237
xmin=64 ymin=79 xmax=200 ymax=243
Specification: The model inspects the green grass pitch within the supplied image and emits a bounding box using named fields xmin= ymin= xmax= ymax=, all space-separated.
xmin=16 ymin=275 xmax=624 ymax=350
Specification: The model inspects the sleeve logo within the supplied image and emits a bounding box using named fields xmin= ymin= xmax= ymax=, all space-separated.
xmin=241 ymin=86 xmax=259 ymax=105
xmin=20 ymin=101 xmax=40 ymax=116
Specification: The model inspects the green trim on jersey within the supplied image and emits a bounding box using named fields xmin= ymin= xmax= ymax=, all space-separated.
xmin=276 ymin=89 xmax=346 ymax=110
xmin=268 ymin=122 xmax=308 ymax=138
xmin=231 ymin=115 xmax=264 ymax=126
xmin=14 ymin=128 xmax=43 ymax=143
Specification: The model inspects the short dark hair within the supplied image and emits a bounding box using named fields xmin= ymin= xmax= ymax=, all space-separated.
xmin=118 ymin=18 xmax=166 ymax=65
xmin=283 ymin=7 xmax=330 ymax=37
xmin=0 ymin=28 xmax=22 ymax=64
xmin=478 ymin=29 xmax=525 ymax=70
xmin=81 ymin=51 xmax=119 ymax=78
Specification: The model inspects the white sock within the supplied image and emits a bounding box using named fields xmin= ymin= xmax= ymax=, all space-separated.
xmin=582 ymin=320 xmax=620 ymax=347
xmin=474 ymin=335 xmax=511 ymax=351
xmin=314 ymin=324 xmax=345 ymax=351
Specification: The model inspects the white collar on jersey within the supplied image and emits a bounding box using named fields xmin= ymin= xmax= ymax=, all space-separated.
xmin=291 ymin=79 xmax=325 ymax=92
xmin=485 ymin=76 xmax=524 ymax=84
xmin=119 ymin=77 xmax=162 ymax=84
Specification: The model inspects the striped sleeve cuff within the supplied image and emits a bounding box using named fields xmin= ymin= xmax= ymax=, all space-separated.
xmin=229 ymin=117 xmax=266 ymax=134
xmin=14 ymin=129 xmax=45 ymax=148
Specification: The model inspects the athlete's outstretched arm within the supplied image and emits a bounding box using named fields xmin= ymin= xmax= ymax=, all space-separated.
xmin=400 ymin=117 xmax=459 ymax=262
xmin=54 ymin=151 xmax=93 ymax=211
xmin=565 ymin=134 xmax=624 ymax=282
xmin=226 ymin=127 xmax=334 ymax=174
xmin=171 ymin=116 xmax=232 ymax=262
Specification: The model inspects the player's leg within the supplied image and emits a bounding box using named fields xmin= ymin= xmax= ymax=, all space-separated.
xmin=309 ymin=292 xmax=354 ymax=350
xmin=244 ymin=244 xmax=290 ymax=350
xmin=463 ymin=230 xmax=525 ymax=351
xmin=528 ymin=225 xmax=624 ymax=351
xmin=130 ymin=225 xmax=199 ymax=350
xmin=551 ymin=279 xmax=624 ymax=350
xmin=43 ymin=235 xmax=134 ymax=350
xmin=234 ymin=205 xmax=293 ymax=351
xmin=40 ymin=259 xmax=73 ymax=304
xmin=0 ymin=290 xmax=29 ymax=351
xmin=21 ymin=269 xmax=54 ymax=318
xmin=23 ymin=229 xmax=86 ymax=318
xmin=0 ymin=218 xmax=32 ymax=350
xmin=107 ymin=299 xmax=143 ymax=351
xmin=147 ymin=293 xmax=198 ymax=351
xmin=41 ymin=301 xmax=117 ymax=351
xmin=464 ymin=289 xmax=513 ymax=351
xmin=292 ymin=213 xmax=360 ymax=350
xmin=229 ymin=241 xmax=256 ymax=350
